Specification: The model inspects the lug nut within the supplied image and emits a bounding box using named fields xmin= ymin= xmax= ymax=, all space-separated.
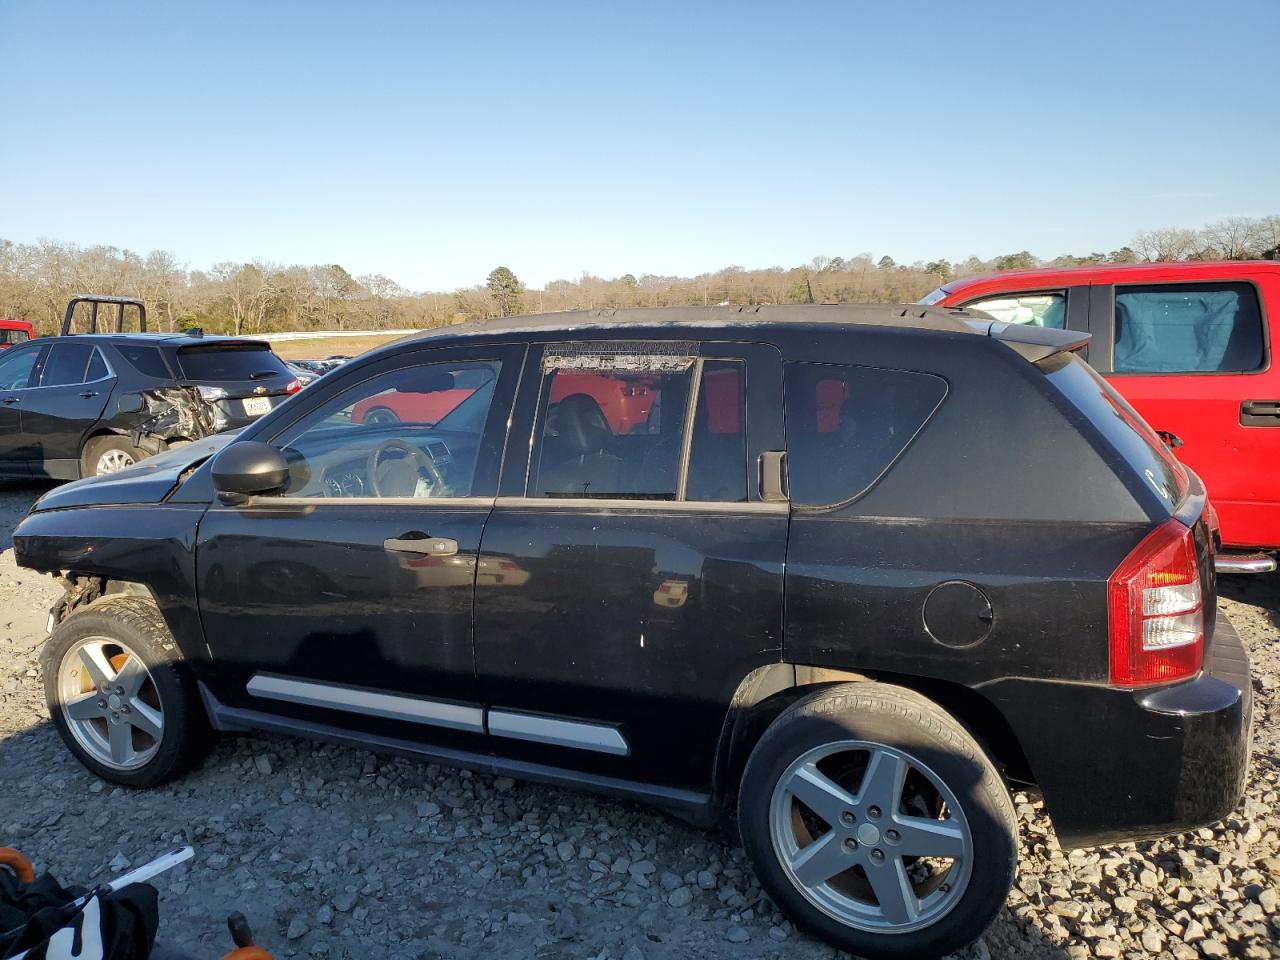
xmin=871 ymin=849 xmax=885 ymax=862
xmin=867 ymin=806 xmax=881 ymax=819
xmin=886 ymin=829 xmax=900 ymax=842
xmin=842 ymin=838 xmax=858 ymax=853
xmin=97 ymin=700 xmax=107 ymax=709
xmin=840 ymin=812 xmax=855 ymax=826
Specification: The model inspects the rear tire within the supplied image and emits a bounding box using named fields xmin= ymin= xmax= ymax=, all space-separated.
xmin=81 ymin=434 xmax=145 ymax=477
xmin=362 ymin=406 xmax=400 ymax=425
xmin=41 ymin=597 xmax=212 ymax=787
xmin=738 ymin=682 xmax=1017 ymax=959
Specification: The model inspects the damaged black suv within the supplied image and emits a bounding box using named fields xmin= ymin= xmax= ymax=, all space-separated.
xmin=15 ymin=306 xmax=1252 ymax=958
xmin=0 ymin=332 xmax=300 ymax=479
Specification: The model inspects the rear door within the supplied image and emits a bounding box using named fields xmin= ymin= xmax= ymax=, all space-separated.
xmin=1087 ymin=278 xmax=1279 ymax=549
xmin=473 ymin=341 xmax=788 ymax=792
xmin=20 ymin=342 xmax=113 ymax=477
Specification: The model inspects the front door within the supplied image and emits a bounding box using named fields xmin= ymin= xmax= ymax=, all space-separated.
xmin=196 ymin=343 xmax=523 ymax=748
xmin=474 ymin=341 xmax=788 ymax=792
xmin=0 ymin=343 xmax=46 ymax=475
xmin=1090 ymin=279 xmax=1280 ymax=549
xmin=20 ymin=342 xmax=113 ymax=478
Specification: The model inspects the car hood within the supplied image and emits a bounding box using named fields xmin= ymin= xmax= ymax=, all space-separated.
xmin=32 ymin=432 xmax=239 ymax=511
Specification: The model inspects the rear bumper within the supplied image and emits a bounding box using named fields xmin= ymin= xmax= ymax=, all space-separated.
xmin=1215 ymin=552 xmax=1276 ymax=575
xmin=981 ymin=616 xmax=1252 ymax=848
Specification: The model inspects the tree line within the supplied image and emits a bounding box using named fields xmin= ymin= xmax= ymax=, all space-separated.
xmin=1 ymin=214 xmax=1276 ymax=336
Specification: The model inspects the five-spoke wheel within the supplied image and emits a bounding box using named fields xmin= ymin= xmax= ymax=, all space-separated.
xmin=57 ymin=636 xmax=165 ymax=770
xmin=769 ymin=741 xmax=972 ymax=932
xmin=739 ymin=682 xmax=1017 ymax=960
xmin=42 ymin=596 xmax=211 ymax=787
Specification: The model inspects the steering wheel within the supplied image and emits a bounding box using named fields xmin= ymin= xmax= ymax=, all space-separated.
xmin=366 ymin=439 xmax=447 ymax=498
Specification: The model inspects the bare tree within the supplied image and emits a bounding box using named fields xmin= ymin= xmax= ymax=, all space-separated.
xmin=1132 ymin=226 xmax=1201 ymax=262
xmin=1201 ymin=217 xmax=1262 ymax=260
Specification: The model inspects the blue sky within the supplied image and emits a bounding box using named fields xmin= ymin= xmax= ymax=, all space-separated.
xmin=2 ymin=0 xmax=1277 ymax=291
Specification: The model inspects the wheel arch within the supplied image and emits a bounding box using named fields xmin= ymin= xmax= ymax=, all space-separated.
xmin=712 ymin=664 xmax=1035 ymax=811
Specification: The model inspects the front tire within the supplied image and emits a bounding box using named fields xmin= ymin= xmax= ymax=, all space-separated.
xmin=738 ymin=682 xmax=1017 ymax=959
xmin=81 ymin=434 xmax=145 ymax=477
xmin=41 ymin=597 xmax=212 ymax=787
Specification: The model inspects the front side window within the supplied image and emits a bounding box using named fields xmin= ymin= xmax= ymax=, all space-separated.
xmin=529 ymin=346 xmax=748 ymax=502
xmin=0 ymin=346 xmax=41 ymax=391
xmin=271 ymin=360 xmax=502 ymax=499
xmin=785 ymin=362 xmax=948 ymax=508
xmin=966 ymin=292 xmax=1066 ymax=329
xmin=41 ymin=343 xmax=95 ymax=386
xmin=1113 ymin=282 xmax=1265 ymax=374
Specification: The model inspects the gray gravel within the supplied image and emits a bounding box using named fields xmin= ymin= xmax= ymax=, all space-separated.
xmin=0 ymin=480 xmax=1276 ymax=958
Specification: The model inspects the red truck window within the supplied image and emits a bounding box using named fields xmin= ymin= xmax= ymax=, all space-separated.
xmin=1114 ymin=282 xmax=1264 ymax=374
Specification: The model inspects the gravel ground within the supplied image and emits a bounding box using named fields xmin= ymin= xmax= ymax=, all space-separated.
xmin=0 ymin=480 xmax=1276 ymax=959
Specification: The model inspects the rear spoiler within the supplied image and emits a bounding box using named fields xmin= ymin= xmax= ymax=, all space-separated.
xmin=961 ymin=318 xmax=1091 ymax=362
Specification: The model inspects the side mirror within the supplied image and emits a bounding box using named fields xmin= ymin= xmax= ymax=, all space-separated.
xmin=211 ymin=441 xmax=289 ymax=497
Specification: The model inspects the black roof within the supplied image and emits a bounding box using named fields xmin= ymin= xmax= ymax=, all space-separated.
xmin=394 ymin=303 xmax=1089 ymax=363
xmin=60 ymin=333 xmax=268 ymax=348
xmin=405 ymin=303 xmax=982 ymax=344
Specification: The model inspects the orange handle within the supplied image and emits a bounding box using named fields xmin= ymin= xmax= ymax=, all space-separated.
xmin=222 ymin=949 xmax=273 ymax=960
xmin=0 ymin=848 xmax=34 ymax=884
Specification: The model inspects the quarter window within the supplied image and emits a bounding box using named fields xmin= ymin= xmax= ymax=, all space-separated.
xmin=785 ymin=362 xmax=948 ymax=507
xmin=529 ymin=347 xmax=749 ymax=502
xmin=1113 ymin=282 xmax=1265 ymax=373
xmin=271 ymin=360 xmax=502 ymax=499
xmin=116 ymin=345 xmax=172 ymax=379
xmin=966 ymin=292 xmax=1066 ymax=329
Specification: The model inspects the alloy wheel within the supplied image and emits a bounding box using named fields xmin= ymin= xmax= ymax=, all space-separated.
xmin=57 ymin=636 xmax=164 ymax=770
xmin=768 ymin=739 xmax=973 ymax=933
xmin=95 ymin=449 xmax=135 ymax=474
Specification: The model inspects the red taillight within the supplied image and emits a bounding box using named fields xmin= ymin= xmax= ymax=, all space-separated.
xmin=1109 ymin=518 xmax=1204 ymax=687
xmin=285 ymin=378 xmax=302 ymax=394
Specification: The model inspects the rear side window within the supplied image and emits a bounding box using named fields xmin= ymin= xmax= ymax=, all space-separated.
xmin=966 ymin=291 xmax=1066 ymax=329
xmin=1113 ymin=282 xmax=1264 ymax=373
xmin=785 ymin=362 xmax=948 ymax=507
xmin=528 ymin=346 xmax=749 ymax=502
xmin=41 ymin=343 xmax=95 ymax=386
xmin=0 ymin=329 xmax=30 ymax=345
xmin=1042 ymin=353 xmax=1188 ymax=507
xmin=116 ymin=345 xmax=173 ymax=379
xmin=177 ymin=344 xmax=291 ymax=382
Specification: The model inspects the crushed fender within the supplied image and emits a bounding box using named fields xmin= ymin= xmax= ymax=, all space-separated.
xmin=129 ymin=387 xmax=220 ymax=455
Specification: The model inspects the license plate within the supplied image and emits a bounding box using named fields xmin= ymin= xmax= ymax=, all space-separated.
xmin=242 ymin=396 xmax=272 ymax=416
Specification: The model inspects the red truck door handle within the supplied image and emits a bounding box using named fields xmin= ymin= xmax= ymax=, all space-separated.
xmin=1241 ymin=400 xmax=1280 ymax=425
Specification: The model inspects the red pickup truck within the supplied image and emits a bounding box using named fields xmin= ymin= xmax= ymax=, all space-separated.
xmin=925 ymin=261 xmax=1280 ymax=572
xmin=0 ymin=319 xmax=35 ymax=348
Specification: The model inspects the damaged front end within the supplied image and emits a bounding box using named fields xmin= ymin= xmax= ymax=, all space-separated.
xmin=129 ymin=386 xmax=221 ymax=456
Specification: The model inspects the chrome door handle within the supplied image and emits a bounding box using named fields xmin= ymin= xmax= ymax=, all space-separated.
xmin=0 ymin=397 xmax=19 ymax=405
xmin=79 ymin=390 xmax=100 ymax=398
xmin=384 ymin=535 xmax=459 ymax=556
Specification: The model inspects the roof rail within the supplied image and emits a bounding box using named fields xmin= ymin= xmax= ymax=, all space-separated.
xmin=61 ymin=295 xmax=147 ymax=336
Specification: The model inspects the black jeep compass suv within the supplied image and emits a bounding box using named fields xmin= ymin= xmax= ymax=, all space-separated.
xmin=15 ymin=305 xmax=1251 ymax=958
